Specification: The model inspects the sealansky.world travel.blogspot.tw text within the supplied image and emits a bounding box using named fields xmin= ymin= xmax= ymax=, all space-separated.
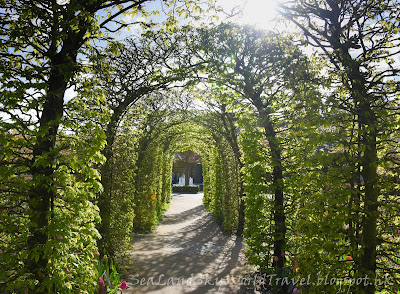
xmin=130 ymin=272 xmax=394 ymax=292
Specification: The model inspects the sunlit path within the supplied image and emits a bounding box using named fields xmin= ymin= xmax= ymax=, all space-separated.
xmin=124 ymin=192 xmax=254 ymax=294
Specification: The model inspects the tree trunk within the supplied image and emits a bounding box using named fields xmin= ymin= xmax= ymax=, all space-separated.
xmin=359 ymin=103 xmax=378 ymax=294
xmin=27 ymin=63 xmax=67 ymax=289
xmin=253 ymin=96 xmax=286 ymax=269
xmin=237 ymin=197 xmax=246 ymax=236
xmin=265 ymin=121 xmax=286 ymax=269
xmin=344 ymin=53 xmax=378 ymax=294
xmin=330 ymin=23 xmax=379 ymax=290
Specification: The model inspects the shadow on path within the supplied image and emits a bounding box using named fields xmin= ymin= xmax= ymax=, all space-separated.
xmin=124 ymin=193 xmax=254 ymax=294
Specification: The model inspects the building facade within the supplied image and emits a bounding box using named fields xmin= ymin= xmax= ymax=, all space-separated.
xmin=172 ymin=151 xmax=202 ymax=186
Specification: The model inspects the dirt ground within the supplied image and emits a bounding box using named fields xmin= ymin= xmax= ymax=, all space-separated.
xmin=123 ymin=192 xmax=255 ymax=294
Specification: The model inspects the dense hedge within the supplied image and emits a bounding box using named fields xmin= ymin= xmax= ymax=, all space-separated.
xmin=132 ymin=141 xmax=164 ymax=232
xmin=172 ymin=185 xmax=200 ymax=193
xmin=200 ymin=124 xmax=242 ymax=234
xmin=105 ymin=129 xmax=136 ymax=259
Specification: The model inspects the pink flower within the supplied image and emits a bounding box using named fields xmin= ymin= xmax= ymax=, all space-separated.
xmin=98 ymin=277 xmax=106 ymax=294
xmin=344 ymin=224 xmax=349 ymax=230
xmin=293 ymin=288 xmax=300 ymax=294
xmin=398 ymin=230 xmax=400 ymax=235
xmin=94 ymin=252 xmax=100 ymax=258
xmin=273 ymin=256 xmax=278 ymax=262
xmin=118 ymin=281 xmax=127 ymax=290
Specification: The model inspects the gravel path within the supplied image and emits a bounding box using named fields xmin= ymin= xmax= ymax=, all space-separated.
xmin=123 ymin=192 xmax=255 ymax=294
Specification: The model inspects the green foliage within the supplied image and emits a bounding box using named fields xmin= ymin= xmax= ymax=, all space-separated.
xmin=280 ymin=1 xmax=400 ymax=292
xmin=47 ymin=98 xmax=106 ymax=293
xmin=240 ymin=121 xmax=274 ymax=271
xmin=2 ymin=1 xmax=399 ymax=292
xmin=194 ymin=111 xmax=242 ymax=233
xmin=0 ymin=94 xmax=106 ymax=292
xmin=172 ymin=185 xmax=200 ymax=193
xmin=133 ymin=143 xmax=163 ymax=232
xmin=160 ymin=153 xmax=174 ymax=204
xmin=212 ymin=138 xmax=241 ymax=233
xmin=195 ymin=23 xmax=314 ymax=272
xmin=104 ymin=129 xmax=137 ymax=260
xmin=0 ymin=0 xmax=216 ymax=290
xmin=201 ymin=150 xmax=213 ymax=207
